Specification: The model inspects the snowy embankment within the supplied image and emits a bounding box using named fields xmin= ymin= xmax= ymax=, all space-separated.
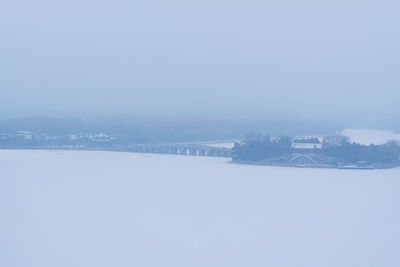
xmin=1 ymin=149 xmax=400 ymax=267
xmin=341 ymin=129 xmax=400 ymax=145
xmin=205 ymin=141 xmax=236 ymax=149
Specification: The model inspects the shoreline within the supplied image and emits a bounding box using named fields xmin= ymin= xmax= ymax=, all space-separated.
xmin=2 ymin=148 xmax=399 ymax=169
xmin=231 ymin=159 xmax=400 ymax=170
xmin=0 ymin=147 xmax=232 ymax=158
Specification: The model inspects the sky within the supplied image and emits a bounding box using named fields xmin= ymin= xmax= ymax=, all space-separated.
xmin=1 ymin=0 xmax=399 ymax=124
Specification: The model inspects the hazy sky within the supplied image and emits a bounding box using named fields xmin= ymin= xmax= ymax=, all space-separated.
xmin=1 ymin=0 xmax=399 ymax=122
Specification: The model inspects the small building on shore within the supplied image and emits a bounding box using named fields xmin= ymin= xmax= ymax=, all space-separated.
xmin=292 ymin=137 xmax=322 ymax=150
xmin=292 ymin=142 xmax=322 ymax=149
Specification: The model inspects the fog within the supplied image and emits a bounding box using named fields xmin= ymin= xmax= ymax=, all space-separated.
xmin=1 ymin=0 xmax=399 ymax=126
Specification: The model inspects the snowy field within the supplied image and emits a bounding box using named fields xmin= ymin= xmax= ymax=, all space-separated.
xmin=1 ymin=149 xmax=400 ymax=267
xmin=205 ymin=142 xmax=236 ymax=149
xmin=341 ymin=129 xmax=400 ymax=145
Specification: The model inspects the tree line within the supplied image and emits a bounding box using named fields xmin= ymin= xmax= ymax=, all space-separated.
xmin=233 ymin=135 xmax=400 ymax=164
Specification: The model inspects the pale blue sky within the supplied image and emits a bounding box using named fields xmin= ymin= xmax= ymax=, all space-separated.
xmin=1 ymin=0 xmax=399 ymax=123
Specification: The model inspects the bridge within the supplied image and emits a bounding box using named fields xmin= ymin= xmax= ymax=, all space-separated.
xmin=289 ymin=154 xmax=318 ymax=164
xmin=124 ymin=143 xmax=233 ymax=158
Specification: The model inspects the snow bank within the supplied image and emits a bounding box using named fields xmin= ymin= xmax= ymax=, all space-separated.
xmin=205 ymin=142 xmax=236 ymax=149
xmin=341 ymin=129 xmax=400 ymax=145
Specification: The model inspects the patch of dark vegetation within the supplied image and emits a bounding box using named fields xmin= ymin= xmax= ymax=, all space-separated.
xmin=233 ymin=135 xmax=400 ymax=169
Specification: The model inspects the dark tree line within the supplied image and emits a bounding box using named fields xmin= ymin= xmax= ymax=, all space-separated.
xmin=233 ymin=136 xmax=292 ymax=161
xmin=323 ymin=140 xmax=400 ymax=164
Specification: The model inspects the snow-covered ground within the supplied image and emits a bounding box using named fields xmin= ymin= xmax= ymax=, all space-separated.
xmin=341 ymin=129 xmax=400 ymax=145
xmin=206 ymin=142 xmax=236 ymax=149
xmin=1 ymin=149 xmax=400 ymax=267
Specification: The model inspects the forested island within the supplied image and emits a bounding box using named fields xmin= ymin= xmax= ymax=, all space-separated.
xmin=232 ymin=135 xmax=400 ymax=169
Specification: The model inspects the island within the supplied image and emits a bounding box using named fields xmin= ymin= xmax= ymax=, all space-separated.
xmin=232 ymin=135 xmax=400 ymax=169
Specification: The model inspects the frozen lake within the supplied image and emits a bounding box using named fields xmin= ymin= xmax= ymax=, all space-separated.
xmin=1 ymin=149 xmax=400 ymax=267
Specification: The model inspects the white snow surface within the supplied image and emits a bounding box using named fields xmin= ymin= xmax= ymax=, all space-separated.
xmin=1 ymin=149 xmax=400 ymax=267
xmin=341 ymin=128 xmax=400 ymax=145
xmin=206 ymin=142 xmax=235 ymax=149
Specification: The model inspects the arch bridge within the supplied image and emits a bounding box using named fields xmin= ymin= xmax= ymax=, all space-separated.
xmin=126 ymin=143 xmax=232 ymax=158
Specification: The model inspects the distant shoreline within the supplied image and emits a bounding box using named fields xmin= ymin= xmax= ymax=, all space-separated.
xmin=0 ymin=145 xmax=232 ymax=158
xmin=1 ymin=147 xmax=399 ymax=169
xmin=231 ymin=159 xmax=400 ymax=170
